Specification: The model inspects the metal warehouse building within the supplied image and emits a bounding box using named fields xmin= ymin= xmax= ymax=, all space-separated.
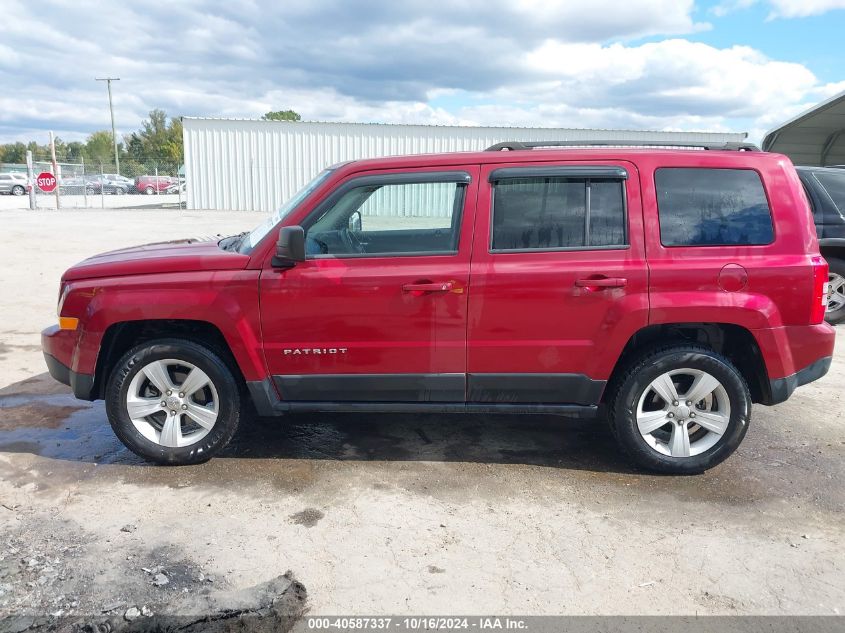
xmin=182 ymin=118 xmax=747 ymax=212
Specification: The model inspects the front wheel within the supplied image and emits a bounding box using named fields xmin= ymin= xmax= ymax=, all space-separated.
xmin=105 ymin=339 xmax=240 ymax=464
xmin=11 ymin=185 xmax=25 ymax=196
xmin=608 ymin=345 xmax=751 ymax=474
xmin=825 ymin=257 xmax=845 ymax=325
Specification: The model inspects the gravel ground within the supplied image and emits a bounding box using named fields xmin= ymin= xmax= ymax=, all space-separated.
xmin=0 ymin=209 xmax=843 ymax=627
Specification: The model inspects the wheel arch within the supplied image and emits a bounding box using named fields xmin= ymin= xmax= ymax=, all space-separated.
xmin=606 ymin=322 xmax=771 ymax=405
xmin=94 ymin=319 xmax=247 ymax=399
xmin=820 ymin=242 xmax=845 ymax=263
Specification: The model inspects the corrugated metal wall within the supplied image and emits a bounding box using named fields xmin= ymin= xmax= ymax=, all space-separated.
xmin=182 ymin=118 xmax=747 ymax=211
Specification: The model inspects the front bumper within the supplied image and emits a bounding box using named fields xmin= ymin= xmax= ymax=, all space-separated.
xmin=42 ymin=325 xmax=96 ymax=400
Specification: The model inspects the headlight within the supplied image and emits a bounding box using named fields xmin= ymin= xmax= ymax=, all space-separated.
xmin=56 ymin=283 xmax=78 ymax=330
xmin=57 ymin=283 xmax=70 ymax=317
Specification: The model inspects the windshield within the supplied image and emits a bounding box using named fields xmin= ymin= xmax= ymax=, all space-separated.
xmin=239 ymin=168 xmax=334 ymax=252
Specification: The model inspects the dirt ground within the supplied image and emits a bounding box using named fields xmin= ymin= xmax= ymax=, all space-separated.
xmin=0 ymin=209 xmax=843 ymax=626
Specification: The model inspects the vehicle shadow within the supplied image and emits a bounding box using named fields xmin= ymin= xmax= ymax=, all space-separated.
xmin=0 ymin=372 xmax=635 ymax=475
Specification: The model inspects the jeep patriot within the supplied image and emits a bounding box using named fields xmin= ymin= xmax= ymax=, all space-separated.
xmin=42 ymin=141 xmax=836 ymax=473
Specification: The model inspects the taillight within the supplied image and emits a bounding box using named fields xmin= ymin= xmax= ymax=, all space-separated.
xmin=810 ymin=256 xmax=829 ymax=325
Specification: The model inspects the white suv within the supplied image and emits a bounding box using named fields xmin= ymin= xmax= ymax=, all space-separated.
xmin=0 ymin=173 xmax=29 ymax=196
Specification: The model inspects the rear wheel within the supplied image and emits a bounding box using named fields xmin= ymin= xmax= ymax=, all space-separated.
xmin=105 ymin=339 xmax=240 ymax=464
xmin=11 ymin=185 xmax=24 ymax=196
xmin=144 ymin=186 xmax=155 ymax=195
xmin=825 ymin=257 xmax=845 ymax=325
xmin=608 ymin=345 xmax=751 ymax=474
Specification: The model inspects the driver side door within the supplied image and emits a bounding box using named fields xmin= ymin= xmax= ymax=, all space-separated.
xmin=259 ymin=166 xmax=479 ymax=403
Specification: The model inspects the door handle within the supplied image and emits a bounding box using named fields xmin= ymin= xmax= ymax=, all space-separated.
xmin=402 ymin=281 xmax=455 ymax=293
xmin=575 ymin=277 xmax=627 ymax=289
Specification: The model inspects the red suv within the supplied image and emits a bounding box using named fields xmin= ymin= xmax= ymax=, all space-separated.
xmin=135 ymin=175 xmax=177 ymax=195
xmin=42 ymin=141 xmax=836 ymax=473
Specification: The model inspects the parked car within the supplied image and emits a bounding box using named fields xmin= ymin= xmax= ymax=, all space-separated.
xmin=42 ymin=141 xmax=835 ymax=473
xmin=59 ymin=176 xmax=90 ymax=195
xmin=136 ymin=175 xmax=177 ymax=195
xmin=164 ymin=177 xmax=185 ymax=194
xmin=85 ymin=174 xmax=131 ymax=195
xmin=102 ymin=173 xmax=135 ymax=192
xmin=0 ymin=172 xmax=31 ymax=195
xmin=796 ymin=166 xmax=845 ymax=324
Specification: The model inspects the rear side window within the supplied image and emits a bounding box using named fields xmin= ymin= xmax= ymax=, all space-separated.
xmin=491 ymin=178 xmax=626 ymax=251
xmin=655 ymin=168 xmax=774 ymax=247
xmin=815 ymin=171 xmax=845 ymax=214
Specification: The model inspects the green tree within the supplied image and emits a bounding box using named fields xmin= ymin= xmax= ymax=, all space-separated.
xmin=261 ymin=109 xmax=301 ymax=122
xmin=124 ymin=109 xmax=183 ymax=162
xmin=84 ymin=130 xmax=116 ymax=165
xmin=0 ymin=142 xmax=27 ymax=163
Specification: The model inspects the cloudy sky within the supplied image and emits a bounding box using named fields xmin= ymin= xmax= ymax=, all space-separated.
xmin=1 ymin=0 xmax=843 ymax=144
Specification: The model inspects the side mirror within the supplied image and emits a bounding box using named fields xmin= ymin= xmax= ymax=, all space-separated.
xmin=272 ymin=226 xmax=306 ymax=269
xmin=348 ymin=210 xmax=362 ymax=232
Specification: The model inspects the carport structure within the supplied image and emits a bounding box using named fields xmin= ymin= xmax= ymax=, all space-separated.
xmin=763 ymin=90 xmax=845 ymax=166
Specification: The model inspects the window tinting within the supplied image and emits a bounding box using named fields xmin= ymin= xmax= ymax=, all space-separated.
xmin=815 ymin=171 xmax=845 ymax=214
xmin=492 ymin=177 xmax=626 ymax=251
xmin=655 ymin=168 xmax=773 ymax=247
xmin=306 ymin=180 xmax=464 ymax=257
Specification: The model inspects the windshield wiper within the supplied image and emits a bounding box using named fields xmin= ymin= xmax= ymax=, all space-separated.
xmin=219 ymin=231 xmax=250 ymax=252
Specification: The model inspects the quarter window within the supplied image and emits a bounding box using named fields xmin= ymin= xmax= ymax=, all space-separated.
xmin=305 ymin=179 xmax=465 ymax=257
xmin=655 ymin=168 xmax=774 ymax=247
xmin=491 ymin=178 xmax=627 ymax=251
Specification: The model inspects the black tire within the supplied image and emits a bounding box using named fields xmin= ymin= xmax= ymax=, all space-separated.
xmin=114 ymin=187 xmax=125 ymax=195
xmin=11 ymin=185 xmax=25 ymax=196
xmin=825 ymin=256 xmax=845 ymax=325
xmin=607 ymin=344 xmax=751 ymax=474
xmin=105 ymin=338 xmax=240 ymax=465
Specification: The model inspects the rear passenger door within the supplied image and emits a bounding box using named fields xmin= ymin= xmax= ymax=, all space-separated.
xmin=466 ymin=161 xmax=649 ymax=405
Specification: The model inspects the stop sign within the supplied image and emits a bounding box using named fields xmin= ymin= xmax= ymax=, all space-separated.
xmin=37 ymin=172 xmax=57 ymax=192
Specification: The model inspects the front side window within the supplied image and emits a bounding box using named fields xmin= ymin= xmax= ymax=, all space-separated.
xmin=655 ymin=168 xmax=774 ymax=247
xmin=305 ymin=179 xmax=465 ymax=257
xmin=491 ymin=177 xmax=626 ymax=251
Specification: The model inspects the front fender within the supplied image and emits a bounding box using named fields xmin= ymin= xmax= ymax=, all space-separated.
xmin=62 ymin=270 xmax=265 ymax=381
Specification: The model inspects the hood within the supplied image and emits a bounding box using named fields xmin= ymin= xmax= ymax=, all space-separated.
xmin=62 ymin=236 xmax=251 ymax=281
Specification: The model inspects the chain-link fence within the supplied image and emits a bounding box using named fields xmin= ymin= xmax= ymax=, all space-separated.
xmin=0 ymin=158 xmax=184 ymax=210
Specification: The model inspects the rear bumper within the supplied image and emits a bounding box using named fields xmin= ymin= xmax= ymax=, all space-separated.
xmin=42 ymin=325 xmax=96 ymax=400
xmin=768 ymin=355 xmax=832 ymax=405
xmin=754 ymin=322 xmax=836 ymax=405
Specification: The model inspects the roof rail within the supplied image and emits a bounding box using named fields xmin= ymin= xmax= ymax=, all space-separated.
xmin=485 ymin=140 xmax=761 ymax=152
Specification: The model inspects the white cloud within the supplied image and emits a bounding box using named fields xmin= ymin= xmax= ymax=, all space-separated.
xmin=767 ymin=0 xmax=845 ymax=17
xmin=712 ymin=0 xmax=845 ymax=18
xmin=0 ymin=0 xmax=835 ymax=148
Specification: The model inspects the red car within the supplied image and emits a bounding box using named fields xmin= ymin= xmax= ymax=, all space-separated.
xmin=135 ymin=175 xmax=177 ymax=195
xmin=42 ymin=141 xmax=835 ymax=472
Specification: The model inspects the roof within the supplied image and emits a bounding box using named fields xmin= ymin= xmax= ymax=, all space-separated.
xmin=762 ymin=91 xmax=845 ymax=166
xmin=334 ymin=146 xmax=778 ymax=174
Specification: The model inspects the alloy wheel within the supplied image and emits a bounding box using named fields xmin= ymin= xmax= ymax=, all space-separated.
xmin=126 ymin=358 xmax=219 ymax=448
xmin=828 ymin=272 xmax=845 ymax=314
xmin=636 ymin=368 xmax=731 ymax=458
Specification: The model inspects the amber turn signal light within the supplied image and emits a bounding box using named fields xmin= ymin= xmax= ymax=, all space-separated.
xmin=59 ymin=317 xmax=79 ymax=331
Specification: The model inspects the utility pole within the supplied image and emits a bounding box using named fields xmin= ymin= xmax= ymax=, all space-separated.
xmin=50 ymin=131 xmax=61 ymax=209
xmin=25 ymin=150 xmax=35 ymax=210
xmin=95 ymin=77 xmax=120 ymax=174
